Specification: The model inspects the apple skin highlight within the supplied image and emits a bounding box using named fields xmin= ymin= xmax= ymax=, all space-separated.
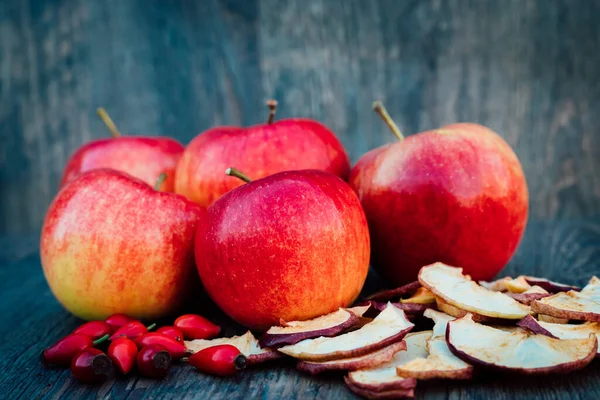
xmin=175 ymin=119 xmax=350 ymax=207
xmin=350 ymin=122 xmax=529 ymax=285
xmin=41 ymin=169 xmax=205 ymax=320
xmin=195 ymin=170 xmax=370 ymax=331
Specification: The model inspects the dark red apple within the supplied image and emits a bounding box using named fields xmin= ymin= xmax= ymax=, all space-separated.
xmin=41 ymin=169 xmax=205 ymax=320
xmin=60 ymin=108 xmax=184 ymax=191
xmin=194 ymin=169 xmax=370 ymax=330
xmin=350 ymin=102 xmax=528 ymax=285
xmin=175 ymin=101 xmax=350 ymax=207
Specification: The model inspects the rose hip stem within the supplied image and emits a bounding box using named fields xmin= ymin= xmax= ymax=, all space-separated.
xmin=100 ymin=322 xmax=156 ymax=343
xmin=183 ymin=344 xmax=246 ymax=376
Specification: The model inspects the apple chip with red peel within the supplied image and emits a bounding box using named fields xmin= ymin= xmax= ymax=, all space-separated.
xmin=358 ymin=300 xmax=433 ymax=316
xmin=296 ymin=340 xmax=407 ymax=375
xmin=365 ymin=281 xmax=421 ymax=302
xmin=347 ymin=305 xmax=372 ymax=318
xmin=434 ymin=296 xmax=508 ymax=324
xmin=518 ymin=315 xmax=600 ymax=355
xmin=396 ymin=337 xmax=473 ymax=380
xmin=185 ymin=331 xmax=282 ymax=366
xmin=507 ymin=293 xmax=551 ymax=305
xmin=524 ymin=276 xmax=581 ymax=293
xmin=479 ymin=276 xmax=512 ymax=292
xmin=517 ymin=315 xmax=559 ymax=339
xmin=398 ymin=309 xmax=473 ymax=380
xmin=531 ymin=291 xmax=600 ymax=322
xmin=419 ymin=263 xmax=531 ymax=319
xmin=400 ymin=287 xmax=436 ymax=305
xmin=346 ymin=331 xmax=430 ymax=392
xmin=446 ymin=314 xmax=598 ymax=374
xmin=259 ymin=308 xmax=359 ymax=348
xmin=278 ymin=303 xmax=414 ymax=362
xmin=344 ymin=376 xmax=416 ymax=400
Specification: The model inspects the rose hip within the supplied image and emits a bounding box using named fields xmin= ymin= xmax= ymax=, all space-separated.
xmin=137 ymin=344 xmax=171 ymax=378
xmin=71 ymin=348 xmax=113 ymax=383
xmin=108 ymin=337 xmax=138 ymax=375
xmin=41 ymin=333 xmax=94 ymax=367
xmin=174 ymin=314 xmax=220 ymax=340
xmin=110 ymin=321 xmax=156 ymax=341
xmin=156 ymin=326 xmax=184 ymax=342
xmin=184 ymin=344 xmax=246 ymax=376
xmin=134 ymin=333 xmax=189 ymax=359
xmin=105 ymin=314 xmax=137 ymax=332
xmin=73 ymin=321 xmax=112 ymax=340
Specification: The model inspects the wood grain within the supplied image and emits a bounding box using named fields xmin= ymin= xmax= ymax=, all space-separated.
xmin=1 ymin=219 xmax=599 ymax=399
xmin=2 ymin=0 xmax=600 ymax=234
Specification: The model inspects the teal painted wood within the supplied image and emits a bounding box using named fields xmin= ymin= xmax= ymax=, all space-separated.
xmin=1 ymin=220 xmax=600 ymax=399
xmin=2 ymin=0 xmax=600 ymax=234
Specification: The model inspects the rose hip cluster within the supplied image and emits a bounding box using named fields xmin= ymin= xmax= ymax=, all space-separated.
xmin=41 ymin=313 xmax=246 ymax=383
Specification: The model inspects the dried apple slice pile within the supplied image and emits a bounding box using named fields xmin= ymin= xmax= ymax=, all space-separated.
xmin=185 ymin=264 xmax=598 ymax=399
xmin=531 ymin=276 xmax=600 ymax=322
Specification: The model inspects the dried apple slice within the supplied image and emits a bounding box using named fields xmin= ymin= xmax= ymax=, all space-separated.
xmin=435 ymin=296 xmax=508 ymax=324
xmin=259 ymin=308 xmax=359 ymax=348
xmin=359 ymin=300 xmax=433 ymax=315
xmin=504 ymin=276 xmax=532 ymax=293
xmin=186 ymin=331 xmax=282 ymax=366
xmin=539 ymin=314 xmax=569 ymax=324
xmin=517 ymin=315 xmax=559 ymax=338
xmin=423 ymin=309 xmax=455 ymax=338
xmin=446 ymin=314 xmax=597 ymax=374
xmin=278 ymin=303 xmax=414 ymax=362
xmin=400 ymin=287 xmax=436 ymax=305
xmin=479 ymin=276 xmax=511 ymax=292
xmin=419 ymin=263 xmax=531 ymax=319
xmin=397 ymin=309 xmax=472 ymax=380
xmin=531 ymin=291 xmax=600 ymax=322
xmin=346 ymin=331 xmax=429 ymax=392
xmin=396 ymin=337 xmax=473 ymax=380
xmin=581 ymin=276 xmax=600 ymax=300
xmin=344 ymin=376 xmax=415 ymax=400
xmin=365 ymin=281 xmax=421 ymax=302
xmin=518 ymin=315 xmax=600 ymax=355
xmin=296 ymin=340 xmax=407 ymax=375
xmin=507 ymin=286 xmax=551 ymax=305
xmin=524 ymin=276 xmax=581 ymax=293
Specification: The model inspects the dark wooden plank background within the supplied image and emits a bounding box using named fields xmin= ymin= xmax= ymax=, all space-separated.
xmin=1 ymin=219 xmax=599 ymax=399
xmin=1 ymin=0 xmax=600 ymax=235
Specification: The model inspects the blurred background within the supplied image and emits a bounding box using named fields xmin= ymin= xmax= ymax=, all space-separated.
xmin=1 ymin=0 xmax=599 ymax=236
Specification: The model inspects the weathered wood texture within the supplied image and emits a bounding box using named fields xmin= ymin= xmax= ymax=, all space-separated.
xmin=1 ymin=0 xmax=600 ymax=234
xmin=1 ymin=220 xmax=599 ymax=399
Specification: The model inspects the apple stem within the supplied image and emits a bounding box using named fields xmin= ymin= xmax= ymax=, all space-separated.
xmin=373 ymin=101 xmax=404 ymax=141
xmin=266 ymin=99 xmax=278 ymax=124
xmin=154 ymin=173 xmax=167 ymax=191
xmin=225 ymin=167 xmax=252 ymax=183
xmin=96 ymin=107 xmax=121 ymax=138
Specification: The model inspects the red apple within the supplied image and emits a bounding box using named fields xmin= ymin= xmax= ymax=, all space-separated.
xmin=60 ymin=108 xmax=184 ymax=191
xmin=174 ymin=100 xmax=350 ymax=207
xmin=41 ymin=169 xmax=205 ymax=320
xmin=194 ymin=169 xmax=370 ymax=330
xmin=349 ymin=102 xmax=528 ymax=285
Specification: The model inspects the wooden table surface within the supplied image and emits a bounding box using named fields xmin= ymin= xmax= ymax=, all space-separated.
xmin=1 ymin=219 xmax=600 ymax=399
